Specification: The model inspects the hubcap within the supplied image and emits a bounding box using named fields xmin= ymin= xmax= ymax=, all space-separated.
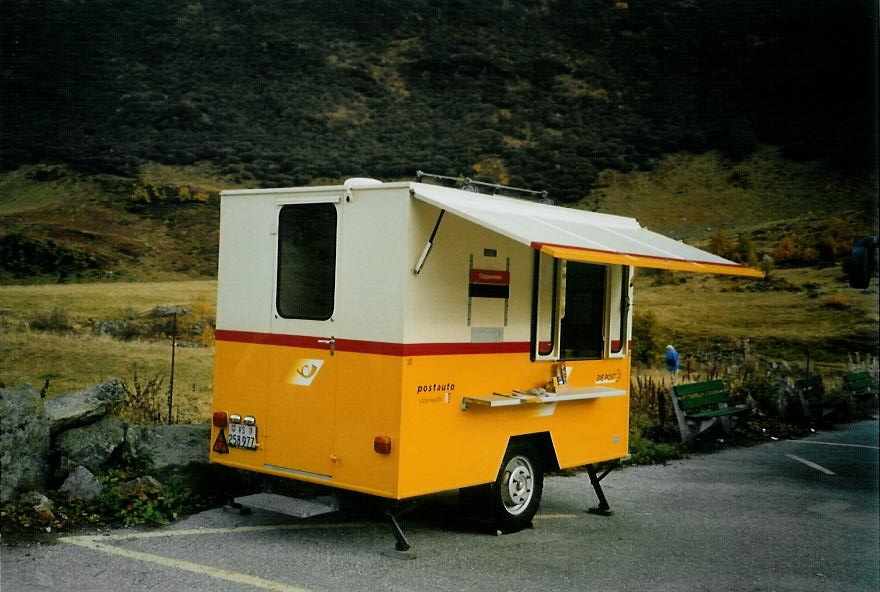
xmin=500 ymin=455 xmax=534 ymax=515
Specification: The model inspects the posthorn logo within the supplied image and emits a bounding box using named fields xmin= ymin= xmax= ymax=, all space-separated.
xmin=290 ymin=359 xmax=324 ymax=386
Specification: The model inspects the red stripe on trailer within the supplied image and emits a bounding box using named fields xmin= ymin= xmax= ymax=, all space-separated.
xmin=215 ymin=329 xmax=530 ymax=357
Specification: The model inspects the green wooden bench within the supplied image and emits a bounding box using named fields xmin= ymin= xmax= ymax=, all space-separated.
xmin=843 ymin=371 xmax=878 ymax=410
xmin=794 ymin=375 xmax=837 ymax=422
xmin=669 ymin=380 xmax=751 ymax=444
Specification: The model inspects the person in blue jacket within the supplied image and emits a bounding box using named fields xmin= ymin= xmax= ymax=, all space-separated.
xmin=665 ymin=345 xmax=680 ymax=384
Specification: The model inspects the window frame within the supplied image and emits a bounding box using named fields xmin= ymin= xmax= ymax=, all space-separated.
xmin=608 ymin=265 xmax=631 ymax=357
xmin=531 ymin=252 xmax=616 ymax=362
xmin=530 ymin=251 xmax=560 ymax=361
xmin=274 ymin=201 xmax=340 ymax=322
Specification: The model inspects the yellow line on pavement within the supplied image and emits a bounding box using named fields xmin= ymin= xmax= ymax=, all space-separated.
xmin=534 ymin=514 xmax=578 ymax=520
xmin=75 ymin=522 xmax=369 ymax=542
xmin=60 ymin=522 xmax=371 ymax=592
xmin=62 ymin=536 xmax=313 ymax=592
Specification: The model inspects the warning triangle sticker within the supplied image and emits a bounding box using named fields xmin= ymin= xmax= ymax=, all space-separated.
xmin=212 ymin=429 xmax=229 ymax=454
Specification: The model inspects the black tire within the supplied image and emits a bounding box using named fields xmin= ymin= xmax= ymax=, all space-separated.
xmin=489 ymin=441 xmax=544 ymax=533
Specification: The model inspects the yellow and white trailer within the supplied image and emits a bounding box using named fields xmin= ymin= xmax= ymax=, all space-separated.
xmin=209 ymin=178 xmax=761 ymax=535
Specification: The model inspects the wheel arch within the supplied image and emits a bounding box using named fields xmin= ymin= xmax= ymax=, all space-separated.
xmin=507 ymin=431 xmax=560 ymax=473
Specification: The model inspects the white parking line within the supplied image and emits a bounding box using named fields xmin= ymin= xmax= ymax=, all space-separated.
xmin=61 ymin=522 xmax=369 ymax=592
xmin=786 ymin=440 xmax=879 ymax=450
xmin=785 ymin=453 xmax=836 ymax=475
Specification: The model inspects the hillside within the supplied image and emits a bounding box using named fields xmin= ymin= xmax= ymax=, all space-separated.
xmin=0 ymin=0 xmax=877 ymax=283
xmin=1 ymin=1 xmax=876 ymax=194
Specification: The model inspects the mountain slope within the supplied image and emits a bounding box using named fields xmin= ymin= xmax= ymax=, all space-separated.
xmin=1 ymin=0 xmax=876 ymax=202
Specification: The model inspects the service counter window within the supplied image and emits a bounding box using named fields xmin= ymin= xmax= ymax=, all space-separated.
xmin=559 ymin=261 xmax=606 ymax=359
xmin=276 ymin=203 xmax=337 ymax=320
xmin=532 ymin=253 xmax=628 ymax=361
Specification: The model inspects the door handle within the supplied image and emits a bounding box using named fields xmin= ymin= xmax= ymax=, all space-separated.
xmin=317 ymin=337 xmax=335 ymax=356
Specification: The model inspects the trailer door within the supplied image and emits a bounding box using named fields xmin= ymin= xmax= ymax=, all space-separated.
xmin=265 ymin=199 xmax=340 ymax=480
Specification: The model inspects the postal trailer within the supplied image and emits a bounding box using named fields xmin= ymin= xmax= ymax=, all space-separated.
xmin=209 ymin=178 xmax=762 ymax=535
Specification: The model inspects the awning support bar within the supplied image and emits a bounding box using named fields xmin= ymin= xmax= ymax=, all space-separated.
xmin=413 ymin=209 xmax=445 ymax=275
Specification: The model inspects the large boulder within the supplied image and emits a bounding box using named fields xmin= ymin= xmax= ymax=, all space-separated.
xmin=45 ymin=379 xmax=126 ymax=434
xmin=55 ymin=415 xmax=125 ymax=476
xmin=60 ymin=466 xmax=104 ymax=501
xmin=127 ymin=424 xmax=211 ymax=478
xmin=0 ymin=385 xmax=51 ymax=503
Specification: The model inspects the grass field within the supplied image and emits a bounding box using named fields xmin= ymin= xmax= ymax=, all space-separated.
xmin=0 ymin=280 xmax=216 ymax=421
xmin=634 ymin=266 xmax=879 ymax=369
xmin=1 ymin=269 xmax=876 ymax=423
xmin=583 ymin=147 xmax=876 ymax=237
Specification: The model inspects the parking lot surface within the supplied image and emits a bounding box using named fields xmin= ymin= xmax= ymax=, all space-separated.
xmin=3 ymin=420 xmax=878 ymax=592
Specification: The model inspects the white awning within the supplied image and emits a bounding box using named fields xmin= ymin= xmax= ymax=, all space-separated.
xmin=410 ymin=182 xmax=763 ymax=278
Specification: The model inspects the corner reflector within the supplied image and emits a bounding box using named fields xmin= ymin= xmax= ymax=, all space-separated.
xmin=213 ymin=430 xmax=229 ymax=454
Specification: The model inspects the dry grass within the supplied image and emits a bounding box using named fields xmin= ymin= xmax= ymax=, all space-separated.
xmin=583 ymin=146 xmax=875 ymax=236
xmin=634 ymin=266 xmax=879 ymax=366
xmin=0 ymin=280 xmax=215 ymax=321
xmin=0 ymin=280 xmax=216 ymax=421
xmin=0 ymin=165 xmax=99 ymax=215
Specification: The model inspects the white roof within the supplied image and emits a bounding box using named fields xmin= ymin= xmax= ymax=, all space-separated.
xmin=410 ymin=182 xmax=762 ymax=277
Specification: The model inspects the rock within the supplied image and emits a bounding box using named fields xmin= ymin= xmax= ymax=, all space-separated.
xmin=127 ymin=424 xmax=210 ymax=473
xmin=33 ymin=501 xmax=55 ymax=524
xmin=21 ymin=491 xmax=55 ymax=524
xmin=45 ymin=379 xmax=126 ymax=434
xmin=0 ymin=385 xmax=51 ymax=503
xmin=21 ymin=490 xmax=54 ymax=510
xmin=117 ymin=476 xmax=163 ymax=497
xmin=55 ymin=415 xmax=125 ymax=475
xmin=60 ymin=466 xmax=104 ymax=501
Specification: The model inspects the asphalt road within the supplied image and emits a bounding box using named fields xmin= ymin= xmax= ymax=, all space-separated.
xmin=3 ymin=420 xmax=878 ymax=592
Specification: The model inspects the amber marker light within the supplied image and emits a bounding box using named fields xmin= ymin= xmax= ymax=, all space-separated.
xmin=212 ymin=411 xmax=228 ymax=428
xmin=373 ymin=435 xmax=392 ymax=455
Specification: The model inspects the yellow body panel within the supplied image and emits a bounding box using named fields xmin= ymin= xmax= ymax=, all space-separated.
xmin=397 ymin=353 xmax=629 ymax=498
xmin=211 ymin=340 xmax=629 ymax=500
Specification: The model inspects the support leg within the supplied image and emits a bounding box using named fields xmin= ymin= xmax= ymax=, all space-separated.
xmin=383 ymin=507 xmax=417 ymax=560
xmin=585 ymin=464 xmax=613 ymax=516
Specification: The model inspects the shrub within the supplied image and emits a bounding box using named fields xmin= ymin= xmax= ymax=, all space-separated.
xmin=772 ymin=234 xmax=801 ymax=264
xmin=28 ymin=307 xmax=73 ymax=333
xmin=821 ymin=295 xmax=851 ymax=310
xmin=632 ymin=310 xmax=663 ymax=365
xmin=758 ymin=255 xmax=774 ymax=278
xmin=733 ymin=234 xmax=758 ymax=267
xmin=118 ymin=368 xmax=166 ymax=424
xmin=709 ymin=230 xmax=735 ymax=260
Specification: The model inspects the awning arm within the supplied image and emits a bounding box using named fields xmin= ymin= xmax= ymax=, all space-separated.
xmin=413 ymin=208 xmax=446 ymax=275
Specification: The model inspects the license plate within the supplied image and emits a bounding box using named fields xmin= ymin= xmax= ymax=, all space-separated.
xmin=228 ymin=423 xmax=257 ymax=450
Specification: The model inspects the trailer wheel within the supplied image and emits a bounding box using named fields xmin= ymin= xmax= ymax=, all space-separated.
xmin=490 ymin=441 xmax=544 ymax=533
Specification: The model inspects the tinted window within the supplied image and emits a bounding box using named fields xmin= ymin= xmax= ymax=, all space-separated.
xmin=276 ymin=203 xmax=337 ymax=320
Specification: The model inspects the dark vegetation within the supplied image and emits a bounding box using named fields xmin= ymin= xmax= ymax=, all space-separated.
xmin=1 ymin=0 xmax=876 ymax=198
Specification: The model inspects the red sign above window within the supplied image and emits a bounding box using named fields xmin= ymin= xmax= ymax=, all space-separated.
xmin=469 ymin=269 xmax=510 ymax=285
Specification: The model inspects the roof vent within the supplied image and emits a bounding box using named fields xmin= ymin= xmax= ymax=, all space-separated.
xmin=344 ymin=178 xmax=382 ymax=188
